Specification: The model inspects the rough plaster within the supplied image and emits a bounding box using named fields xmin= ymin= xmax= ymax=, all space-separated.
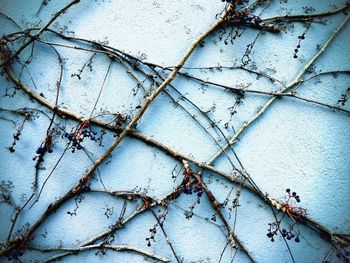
xmin=0 ymin=0 xmax=349 ymax=262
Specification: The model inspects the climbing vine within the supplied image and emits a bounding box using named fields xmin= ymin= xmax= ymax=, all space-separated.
xmin=0 ymin=0 xmax=349 ymax=262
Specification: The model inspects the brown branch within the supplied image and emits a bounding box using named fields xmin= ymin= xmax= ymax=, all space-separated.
xmin=201 ymin=183 xmax=255 ymax=262
xmin=2 ymin=65 xmax=346 ymax=252
xmin=174 ymin=70 xmax=350 ymax=115
xmin=150 ymin=208 xmax=180 ymax=263
xmin=30 ymin=36 xmax=350 ymax=115
xmin=0 ymin=5 xmax=237 ymax=257
xmin=208 ymin=11 xmax=350 ymax=164
xmin=30 ymin=244 xmax=170 ymax=262
xmin=38 ymin=184 xmax=188 ymax=262
xmin=1 ymin=4 xmax=348 ymax=260
xmin=0 ymin=0 xmax=80 ymax=68
xmin=261 ymin=2 xmax=350 ymax=23
xmin=2 ymin=67 xmax=251 ymax=189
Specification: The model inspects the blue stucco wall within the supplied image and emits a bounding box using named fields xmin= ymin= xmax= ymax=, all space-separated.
xmin=0 ymin=0 xmax=349 ymax=262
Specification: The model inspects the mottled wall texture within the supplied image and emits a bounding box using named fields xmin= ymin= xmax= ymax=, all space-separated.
xmin=0 ymin=0 xmax=349 ymax=262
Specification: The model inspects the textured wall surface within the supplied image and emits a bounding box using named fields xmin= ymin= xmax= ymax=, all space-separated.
xmin=0 ymin=0 xmax=349 ymax=262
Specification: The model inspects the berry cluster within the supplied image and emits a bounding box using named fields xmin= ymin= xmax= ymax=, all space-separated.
xmin=281 ymin=228 xmax=300 ymax=242
xmin=6 ymin=248 xmax=24 ymax=261
xmin=266 ymin=222 xmax=278 ymax=242
xmin=286 ymin=188 xmax=301 ymax=203
xmin=182 ymin=161 xmax=204 ymax=198
xmin=293 ymin=24 xmax=310 ymax=59
xmin=284 ymin=189 xmax=306 ymax=225
xmin=33 ymin=132 xmax=53 ymax=168
xmin=36 ymin=132 xmax=53 ymax=155
xmin=5 ymin=237 xmax=27 ymax=262
xmin=146 ymin=226 xmax=157 ymax=247
xmin=64 ymin=120 xmax=97 ymax=152
xmin=221 ymin=0 xmax=243 ymax=3
xmin=184 ymin=183 xmax=204 ymax=198
xmin=181 ymin=160 xmax=205 ymax=220
xmin=267 ymin=189 xmax=306 ymax=243
xmin=8 ymin=113 xmax=30 ymax=153
xmin=223 ymin=9 xmax=280 ymax=39
xmin=338 ymin=86 xmax=350 ymax=106
xmin=145 ymin=209 xmax=168 ymax=247
xmin=221 ymin=0 xmax=248 ymax=6
xmin=267 ymin=224 xmax=300 ymax=243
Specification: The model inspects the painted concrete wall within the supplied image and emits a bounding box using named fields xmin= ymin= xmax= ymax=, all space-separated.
xmin=0 ymin=0 xmax=349 ymax=262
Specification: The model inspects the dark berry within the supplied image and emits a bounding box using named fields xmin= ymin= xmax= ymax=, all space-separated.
xmin=36 ymin=146 xmax=47 ymax=155
xmin=281 ymin=229 xmax=287 ymax=237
